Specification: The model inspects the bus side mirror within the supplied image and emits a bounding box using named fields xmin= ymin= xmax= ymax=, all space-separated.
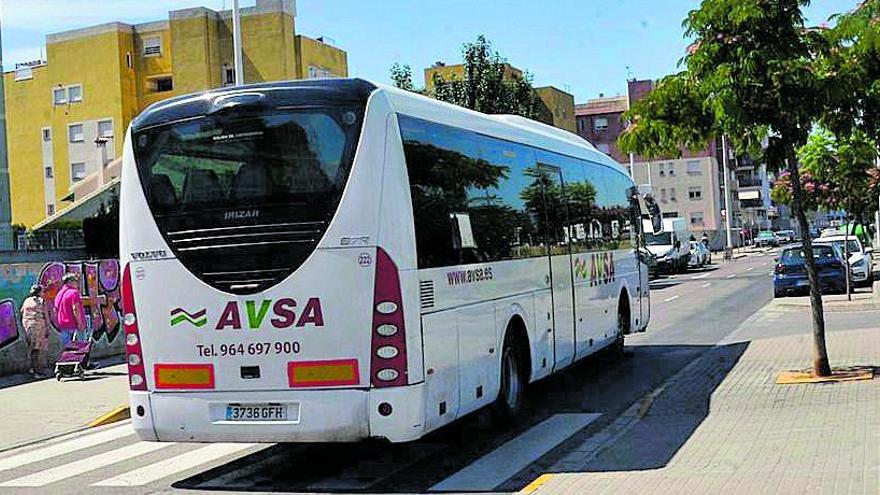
xmin=643 ymin=194 xmax=662 ymax=234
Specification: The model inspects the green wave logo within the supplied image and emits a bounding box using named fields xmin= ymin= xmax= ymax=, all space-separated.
xmin=170 ymin=308 xmax=207 ymax=327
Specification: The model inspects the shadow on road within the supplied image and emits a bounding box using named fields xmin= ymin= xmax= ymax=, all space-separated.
xmin=173 ymin=342 xmax=748 ymax=493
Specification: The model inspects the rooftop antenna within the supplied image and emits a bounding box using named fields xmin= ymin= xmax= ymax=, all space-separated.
xmin=626 ymin=65 xmax=634 ymax=81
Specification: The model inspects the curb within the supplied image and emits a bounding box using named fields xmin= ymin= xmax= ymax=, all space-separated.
xmin=87 ymin=404 xmax=131 ymax=428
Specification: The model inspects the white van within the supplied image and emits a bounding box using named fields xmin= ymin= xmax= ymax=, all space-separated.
xmin=644 ymin=218 xmax=691 ymax=273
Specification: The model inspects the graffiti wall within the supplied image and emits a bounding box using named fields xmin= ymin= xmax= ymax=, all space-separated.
xmin=0 ymin=260 xmax=123 ymax=377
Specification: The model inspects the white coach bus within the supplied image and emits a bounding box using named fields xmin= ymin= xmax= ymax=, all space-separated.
xmin=120 ymin=78 xmax=652 ymax=443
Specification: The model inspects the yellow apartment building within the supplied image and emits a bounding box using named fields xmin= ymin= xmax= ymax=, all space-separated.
xmin=4 ymin=0 xmax=348 ymax=228
xmin=423 ymin=62 xmax=576 ymax=134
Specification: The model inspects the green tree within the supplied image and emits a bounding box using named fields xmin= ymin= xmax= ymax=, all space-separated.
xmin=390 ymin=63 xmax=417 ymax=93
xmin=390 ymin=36 xmax=542 ymax=121
xmin=619 ymin=0 xmax=833 ymax=376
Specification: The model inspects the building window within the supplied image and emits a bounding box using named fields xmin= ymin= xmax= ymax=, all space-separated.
xmin=667 ymin=163 xmax=675 ymax=176
xmin=46 ymin=204 xmax=55 ymax=216
xmin=14 ymin=67 xmax=33 ymax=81
xmin=658 ymin=163 xmax=666 ymax=176
xmin=45 ymin=166 xmax=53 ymax=179
xmin=660 ymin=188 xmax=667 ymax=202
xmin=53 ymin=87 xmax=67 ymax=105
xmin=223 ymin=65 xmax=236 ymax=86
xmin=670 ymin=187 xmax=677 ymax=201
xmin=42 ymin=128 xmax=51 ymax=142
xmin=148 ymin=76 xmax=173 ymax=93
xmin=70 ymin=162 xmax=87 ymax=182
xmin=687 ymin=160 xmax=702 ymax=175
xmin=593 ymin=117 xmax=609 ymax=132
xmin=689 ymin=186 xmax=702 ymax=200
xmin=690 ymin=211 xmax=705 ymax=226
xmin=98 ymin=120 xmax=113 ymax=138
xmin=307 ymin=65 xmax=333 ymax=79
xmin=662 ymin=212 xmax=679 ymax=218
xmin=67 ymin=85 xmax=82 ymax=103
xmin=68 ymin=124 xmax=84 ymax=143
xmin=143 ymin=36 xmax=162 ymax=56
xmin=126 ymin=52 xmax=133 ymax=69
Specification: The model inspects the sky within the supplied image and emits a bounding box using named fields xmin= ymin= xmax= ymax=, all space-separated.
xmin=0 ymin=0 xmax=861 ymax=103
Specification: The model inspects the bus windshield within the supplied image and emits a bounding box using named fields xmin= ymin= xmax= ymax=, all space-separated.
xmin=645 ymin=232 xmax=673 ymax=246
xmin=132 ymin=106 xmax=363 ymax=294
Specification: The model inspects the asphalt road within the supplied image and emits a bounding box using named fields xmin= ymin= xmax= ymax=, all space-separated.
xmin=0 ymin=250 xmax=780 ymax=495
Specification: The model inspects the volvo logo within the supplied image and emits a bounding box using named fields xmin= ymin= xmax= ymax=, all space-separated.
xmin=224 ymin=209 xmax=260 ymax=220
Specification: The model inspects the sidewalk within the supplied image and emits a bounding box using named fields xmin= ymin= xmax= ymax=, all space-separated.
xmin=0 ymin=362 xmax=128 ymax=451
xmin=530 ymin=305 xmax=880 ymax=494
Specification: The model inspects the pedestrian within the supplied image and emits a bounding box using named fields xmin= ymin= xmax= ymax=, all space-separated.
xmin=20 ymin=284 xmax=50 ymax=378
xmin=701 ymin=232 xmax=709 ymax=248
xmin=54 ymin=273 xmax=84 ymax=348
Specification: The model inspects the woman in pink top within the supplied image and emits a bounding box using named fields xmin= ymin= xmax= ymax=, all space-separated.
xmin=54 ymin=273 xmax=84 ymax=347
xmin=20 ymin=285 xmax=50 ymax=377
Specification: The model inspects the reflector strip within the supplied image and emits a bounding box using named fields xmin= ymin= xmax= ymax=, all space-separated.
xmin=288 ymin=359 xmax=359 ymax=387
xmin=154 ymin=363 xmax=215 ymax=389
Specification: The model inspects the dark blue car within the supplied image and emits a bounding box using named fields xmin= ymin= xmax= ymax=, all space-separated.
xmin=774 ymin=244 xmax=847 ymax=298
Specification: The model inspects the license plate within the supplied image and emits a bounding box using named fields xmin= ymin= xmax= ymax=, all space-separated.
xmin=796 ymin=279 xmax=809 ymax=286
xmin=225 ymin=404 xmax=287 ymax=421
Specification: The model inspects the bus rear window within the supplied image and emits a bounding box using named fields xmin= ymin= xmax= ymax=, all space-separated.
xmin=135 ymin=109 xmax=357 ymax=216
xmin=132 ymin=107 xmax=363 ymax=294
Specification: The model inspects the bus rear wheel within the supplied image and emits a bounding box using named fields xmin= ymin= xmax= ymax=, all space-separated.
xmin=493 ymin=333 xmax=525 ymax=424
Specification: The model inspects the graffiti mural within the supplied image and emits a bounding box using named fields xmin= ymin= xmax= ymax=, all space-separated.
xmin=39 ymin=260 xmax=122 ymax=342
xmin=0 ymin=300 xmax=18 ymax=350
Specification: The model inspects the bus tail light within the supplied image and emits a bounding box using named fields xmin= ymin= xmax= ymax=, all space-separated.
xmin=121 ymin=263 xmax=146 ymax=391
xmin=370 ymin=248 xmax=407 ymax=387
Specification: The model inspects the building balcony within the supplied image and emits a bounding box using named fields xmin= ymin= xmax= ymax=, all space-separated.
xmin=737 ymin=178 xmax=763 ymax=188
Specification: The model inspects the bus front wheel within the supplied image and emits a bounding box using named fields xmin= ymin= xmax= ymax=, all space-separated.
xmin=494 ymin=333 xmax=526 ymax=424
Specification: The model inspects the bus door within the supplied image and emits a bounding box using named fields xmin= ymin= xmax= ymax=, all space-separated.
xmin=532 ymin=164 xmax=576 ymax=369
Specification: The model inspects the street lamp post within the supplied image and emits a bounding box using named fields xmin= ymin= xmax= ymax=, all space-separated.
xmin=722 ymin=135 xmax=734 ymax=259
xmin=0 ymin=15 xmax=13 ymax=250
xmin=232 ymin=0 xmax=244 ymax=86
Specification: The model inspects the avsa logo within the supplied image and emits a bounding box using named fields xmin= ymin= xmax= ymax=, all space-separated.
xmin=170 ymin=298 xmax=325 ymax=330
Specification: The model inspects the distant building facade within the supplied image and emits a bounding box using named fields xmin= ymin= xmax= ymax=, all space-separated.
xmin=575 ymin=79 xmax=745 ymax=248
xmin=5 ymin=0 xmax=348 ymax=228
xmin=423 ymin=62 xmax=576 ymax=133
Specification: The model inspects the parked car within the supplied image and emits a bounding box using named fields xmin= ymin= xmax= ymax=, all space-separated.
xmin=774 ymin=243 xmax=848 ymax=298
xmin=756 ymin=230 xmax=779 ymax=248
xmin=688 ymin=240 xmax=710 ymax=267
xmin=644 ymin=217 xmax=691 ymax=273
xmin=814 ymin=235 xmax=874 ymax=287
xmin=775 ymin=230 xmax=796 ymax=244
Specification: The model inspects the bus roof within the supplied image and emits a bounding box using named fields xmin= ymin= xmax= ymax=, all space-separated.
xmin=129 ymin=77 xmax=626 ymax=177
xmin=376 ymin=82 xmax=628 ymax=176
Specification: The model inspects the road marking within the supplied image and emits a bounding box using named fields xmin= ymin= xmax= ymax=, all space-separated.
xmin=430 ymin=413 xmax=600 ymax=492
xmin=92 ymin=443 xmax=257 ymax=487
xmin=519 ymin=473 xmax=555 ymax=494
xmin=726 ymin=273 xmax=737 ymax=279
xmin=701 ymin=282 xmax=712 ymax=288
xmin=746 ymin=266 xmax=755 ymax=271
xmin=0 ymin=424 xmax=133 ymax=473
xmin=663 ymin=295 xmax=681 ymax=302
xmin=691 ymin=273 xmax=710 ymax=279
xmin=1 ymin=441 xmax=173 ymax=487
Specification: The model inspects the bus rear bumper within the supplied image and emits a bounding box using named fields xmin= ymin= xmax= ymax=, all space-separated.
xmin=129 ymin=383 xmax=426 ymax=443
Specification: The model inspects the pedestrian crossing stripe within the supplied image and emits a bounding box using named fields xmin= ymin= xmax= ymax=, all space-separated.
xmin=1 ymin=441 xmax=172 ymax=487
xmin=0 ymin=424 xmax=132 ymax=473
xmin=92 ymin=443 xmax=258 ymax=487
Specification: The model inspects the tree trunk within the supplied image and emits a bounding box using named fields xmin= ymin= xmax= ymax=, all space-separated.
xmin=786 ymin=145 xmax=832 ymax=377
